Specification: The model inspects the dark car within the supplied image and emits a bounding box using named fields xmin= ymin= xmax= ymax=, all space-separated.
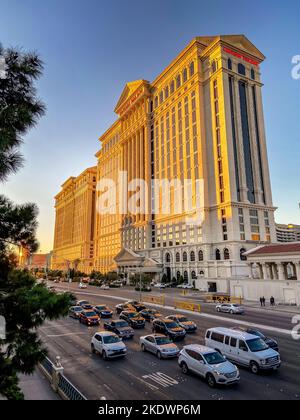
xmin=93 ymin=305 xmax=113 ymax=318
xmin=104 ymin=319 xmax=134 ymax=339
xmin=231 ymin=326 xmax=279 ymax=352
xmin=140 ymin=308 xmax=163 ymax=322
xmin=166 ymin=314 xmax=197 ymax=332
xmin=68 ymin=306 xmax=84 ymax=319
xmin=81 ymin=304 xmax=93 ymax=310
xmin=152 ymin=318 xmax=186 ymax=341
xmin=119 ymin=310 xmax=146 ymax=328
xmin=125 ymin=301 xmax=147 ymax=312
xmin=79 ymin=310 xmax=100 ymax=326
xmin=77 ymin=300 xmax=90 ymax=307
xmin=115 ymin=303 xmax=135 ymax=314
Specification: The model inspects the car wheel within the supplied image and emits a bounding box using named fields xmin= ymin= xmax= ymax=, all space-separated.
xmin=157 ymin=351 xmax=162 ymax=360
xmin=181 ymin=362 xmax=189 ymax=374
xmin=207 ymin=373 xmax=216 ymax=388
xmin=141 ymin=344 xmax=146 ymax=352
xmin=250 ymin=361 xmax=259 ymax=374
xmin=217 ymin=307 xmax=220 ymax=312
xmin=102 ymin=351 xmax=108 ymax=360
xmin=91 ymin=344 xmax=96 ymax=354
xmin=230 ymin=310 xmax=234 ymax=314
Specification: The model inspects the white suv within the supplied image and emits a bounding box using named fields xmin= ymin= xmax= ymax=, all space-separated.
xmin=91 ymin=331 xmax=127 ymax=360
xmin=178 ymin=344 xmax=240 ymax=387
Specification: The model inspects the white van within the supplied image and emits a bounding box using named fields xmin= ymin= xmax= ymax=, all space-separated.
xmin=205 ymin=327 xmax=281 ymax=374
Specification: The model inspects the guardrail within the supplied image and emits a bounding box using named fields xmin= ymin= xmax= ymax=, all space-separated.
xmin=142 ymin=294 xmax=165 ymax=306
xmin=205 ymin=295 xmax=243 ymax=304
xmin=39 ymin=356 xmax=87 ymax=400
xmin=174 ymin=300 xmax=201 ymax=312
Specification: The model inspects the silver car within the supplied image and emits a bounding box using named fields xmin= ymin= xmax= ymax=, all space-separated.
xmin=216 ymin=303 xmax=245 ymax=314
xmin=140 ymin=334 xmax=180 ymax=359
xmin=178 ymin=344 xmax=240 ymax=387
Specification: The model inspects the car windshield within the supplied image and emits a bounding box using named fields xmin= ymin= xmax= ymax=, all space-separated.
xmin=232 ymin=304 xmax=241 ymax=307
xmin=165 ymin=321 xmax=178 ymax=328
xmin=156 ymin=337 xmax=172 ymax=345
xmin=85 ymin=311 xmax=97 ymax=317
xmin=127 ymin=312 xmax=139 ymax=318
xmin=204 ymin=352 xmax=226 ymax=365
xmin=96 ymin=306 xmax=106 ymax=310
xmin=103 ymin=336 xmax=121 ymax=344
xmin=73 ymin=307 xmax=82 ymax=311
xmin=178 ymin=316 xmax=188 ymax=322
xmin=246 ymin=338 xmax=269 ymax=352
xmin=115 ymin=321 xmax=128 ymax=328
xmin=249 ymin=330 xmax=265 ymax=339
xmin=80 ymin=301 xmax=89 ymax=305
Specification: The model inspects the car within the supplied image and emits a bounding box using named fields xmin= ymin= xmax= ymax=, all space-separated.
xmin=152 ymin=318 xmax=186 ymax=340
xmin=216 ymin=303 xmax=245 ymax=314
xmin=77 ymin=300 xmax=90 ymax=307
xmin=103 ymin=319 xmax=134 ymax=339
xmin=115 ymin=302 xmax=135 ymax=314
xmin=205 ymin=327 xmax=281 ymax=374
xmin=100 ymin=284 xmax=110 ymax=290
xmin=93 ymin=305 xmax=113 ymax=318
xmin=125 ymin=301 xmax=147 ymax=312
xmin=154 ymin=283 xmax=166 ymax=289
xmin=231 ymin=326 xmax=279 ymax=352
xmin=68 ymin=306 xmax=84 ymax=319
xmin=91 ymin=331 xmax=127 ymax=360
xmin=79 ymin=310 xmax=100 ymax=326
xmin=166 ymin=315 xmax=197 ymax=332
xmin=81 ymin=304 xmax=93 ymax=310
xmin=78 ymin=282 xmax=87 ymax=289
xmin=140 ymin=308 xmax=163 ymax=322
xmin=178 ymin=344 xmax=240 ymax=388
xmin=119 ymin=310 xmax=146 ymax=328
xmin=140 ymin=334 xmax=180 ymax=359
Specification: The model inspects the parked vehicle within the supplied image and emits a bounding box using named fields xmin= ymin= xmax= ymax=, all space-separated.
xmin=115 ymin=302 xmax=135 ymax=314
xmin=154 ymin=283 xmax=166 ymax=289
xmin=81 ymin=304 xmax=93 ymax=310
xmin=125 ymin=301 xmax=147 ymax=312
xmin=178 ymin=344 xmax=240 ymax=387
xmin=79 ymin=310 xmax=100 ymax=326
xmin=68 ymin=306 xmax=84 ymax=319
xmin=93 ymin=305 xmax=113 ymax=318
xmin=77 ymin=300 xmax=90 ymax=307
xmin=78 ymin=282 xmax=87 ymax=289
xmin=152 ymin=318 xmax=186 ymax=341
xmin=231 ymin=326 xmax=279 ymax=352
xmin=100 ymin=284 xmax=110 ymax=290
xmin=103 ymin=319 xmax=134 ymax=339
xmin=182 ymin=284 xmax=193 ymax=289
xmin=216 ymin=303 xmax=245 ymax=315
xmin=205 ymin=327 xmax=281 ymax=374
xmin=140 ymin=308 xmax=163 ymax=322
xmin=91 ymin=331 xmax=127 ymax=359
xmin=120 ymin=310 xmax=146 ymax=328
xmin=166 ymin=315 xmax=197 ymax=332
xmin=140 ymin=334 xmax=179 ymax=359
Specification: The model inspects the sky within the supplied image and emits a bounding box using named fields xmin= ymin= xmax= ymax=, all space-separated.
xmin=0 ymin=0 xmax=300 ymax=252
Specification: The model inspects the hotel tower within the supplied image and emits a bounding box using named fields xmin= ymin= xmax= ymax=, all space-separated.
xmin=53 ymin=35 xmax=276 ymax=293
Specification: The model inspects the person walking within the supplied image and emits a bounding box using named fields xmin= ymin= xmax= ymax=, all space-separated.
xmin=262 ymin=296 xmax=266 ymax=306
xmin=259 ymin=297 xmax=263 ymax=307
xmin=270 ymin=296 xmax=275 ymax=306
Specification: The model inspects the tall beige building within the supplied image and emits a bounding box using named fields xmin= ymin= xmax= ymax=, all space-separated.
xmin=54 ymin=35 xmax=278 ymax=294
xmin=52 ymin=166 xmax=97 ymax=273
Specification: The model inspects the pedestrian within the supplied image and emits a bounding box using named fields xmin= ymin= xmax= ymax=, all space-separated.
xmin=270 ymin=296 xmax=275 ymax=306
xmin=262 ymin=296 xmax=266 ymax=306
xmin=259 ymin=297 xmax=263 ymax=307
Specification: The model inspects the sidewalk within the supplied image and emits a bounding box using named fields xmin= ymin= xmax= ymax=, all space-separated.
xmin=19 ymin=368 xmax=60 ymax=400
xmin=241 ymin=300 xmax=300 ymax=314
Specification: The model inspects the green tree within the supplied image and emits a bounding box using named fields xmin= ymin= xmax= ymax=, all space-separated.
xmin=0 ymin=44 xmax=72 ymax=400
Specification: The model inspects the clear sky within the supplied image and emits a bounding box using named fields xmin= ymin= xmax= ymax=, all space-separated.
xmin=1 ymin=0 xmax=299 ymax=252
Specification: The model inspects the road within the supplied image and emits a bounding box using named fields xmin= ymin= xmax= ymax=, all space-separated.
xmin=39 ymin=283 xmax=300 ymax=400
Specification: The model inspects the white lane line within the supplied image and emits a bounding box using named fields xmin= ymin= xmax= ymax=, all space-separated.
xmin=44 ymin=332 xmax=89 ymax=338
xmin=54 ymin=287 xmax=292 ymax=336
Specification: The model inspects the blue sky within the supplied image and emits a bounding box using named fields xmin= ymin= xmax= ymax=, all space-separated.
xmin=1 ymin=0 xmax=299 ymax=252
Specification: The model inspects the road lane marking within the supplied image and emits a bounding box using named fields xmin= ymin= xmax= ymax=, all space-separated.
xmin=44 ymin=332 xmax=89 ymax=338
xmin=142 ymin=372 xmax=179 ymax=388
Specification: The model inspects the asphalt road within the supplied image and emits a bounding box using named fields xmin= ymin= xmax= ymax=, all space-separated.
xmin=39 ymin=283 xmax=300 ymax=400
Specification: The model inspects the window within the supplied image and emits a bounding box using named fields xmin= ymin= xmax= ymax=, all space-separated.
xmin=190 ymin=251 xmax=195 ymax=262
xmin=238 ymin=63 xmax=246 ymax=75
xmin=224 ymin=248 xmax=230 ymax=260
xmin=183 ymin=251 xmax=187 ymax=262
xmin=154 ymin=96 xmax=158 ymax=108
xmin=165 ymin=86 xmax=169 ymax=99
xmin=159 ymin=91 xmax=164 ymax=104
xmin=176 ymin=271 xmax=181 ymax=280
xmin=230 ymin=337 xmax=237 ymax=347
xmin=183 ymin=68 xmax=187 ymax=82
xmin=228 ymin=58 xmax=232 ymax=70
xmin=240 ymin=248 xmax=247 ymax=261
xmin=176 ymin=252 xmax=180 ymax=263
xmin=198 ymin=250 xmax=204 ymax=261
xmin=225 ymin=336 xmax=230 ymax=345
xmin=170 ymin=80 xmax=175 ymax=94
xmin=251 ymin=68 xmax=255 ymax=80
xmin=211 ymin=60 xmax=217 ymax=73
xmin=211 ymin=332 xmax=224 ymax=343
xmin=189 ymin=62 xmax=195 ymax=76
xmin=165 ymin=253 xmax=171 ymax=263
xmin=239 ymin=340 xmax=248 ymax=352
xmin=176 ymin=74 xmax=181 ymax=88
xmin=215 ymin=249 xmax=221 ymax=260
xmin=183 ymin=271 xmax=188 ymax=282
xmin=191 ymin=270 xmax=197 ymax=279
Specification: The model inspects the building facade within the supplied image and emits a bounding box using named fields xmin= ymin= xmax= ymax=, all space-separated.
xmin=276 ymin=223 xmax=300 ymax=243
xmin=53 ymin=34 xmax=281 ymax=296
xmin=52 ymin=166 xmax=97 ymax=273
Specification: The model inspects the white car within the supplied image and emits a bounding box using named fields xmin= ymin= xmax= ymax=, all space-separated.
xmin=182 ymin=284 xmax=193 ymax=289
xmin=178 ymin=344 xmax=240 ymax=387
xmin=140 ymin=334 xmax=179 ymax=359
xmin=216 ymin=303 xmax=245 ymax=314
xmin=91 ymin=331 xmax=127 ymax=360
xmin=78 ymin=282 xmax=87 ymax=289
xmin=154 ymin=283 xmax=166 ymax=289
xmin=100 ymin=284 xmax=110 ymax=290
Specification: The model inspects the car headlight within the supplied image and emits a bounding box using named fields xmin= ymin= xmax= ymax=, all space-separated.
xmin=213 ymin=370 xmax=223 ymax=376
xmin=260 ymin=359 xmax=266 ymax=365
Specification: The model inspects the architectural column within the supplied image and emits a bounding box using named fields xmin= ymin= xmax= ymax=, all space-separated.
xmin=261 ymin=263 xmax=268 ymax=280
xmin=295 ymin=262 xmax=300 ymax=281
xmin=278 ymin=263 xmax=285 ymax=280
xmin=248 ymin=263 xmax=254 ymax=279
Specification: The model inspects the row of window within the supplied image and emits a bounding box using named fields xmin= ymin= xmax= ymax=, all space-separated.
xmin=165 ymin=248 xmax=247 ymax=263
